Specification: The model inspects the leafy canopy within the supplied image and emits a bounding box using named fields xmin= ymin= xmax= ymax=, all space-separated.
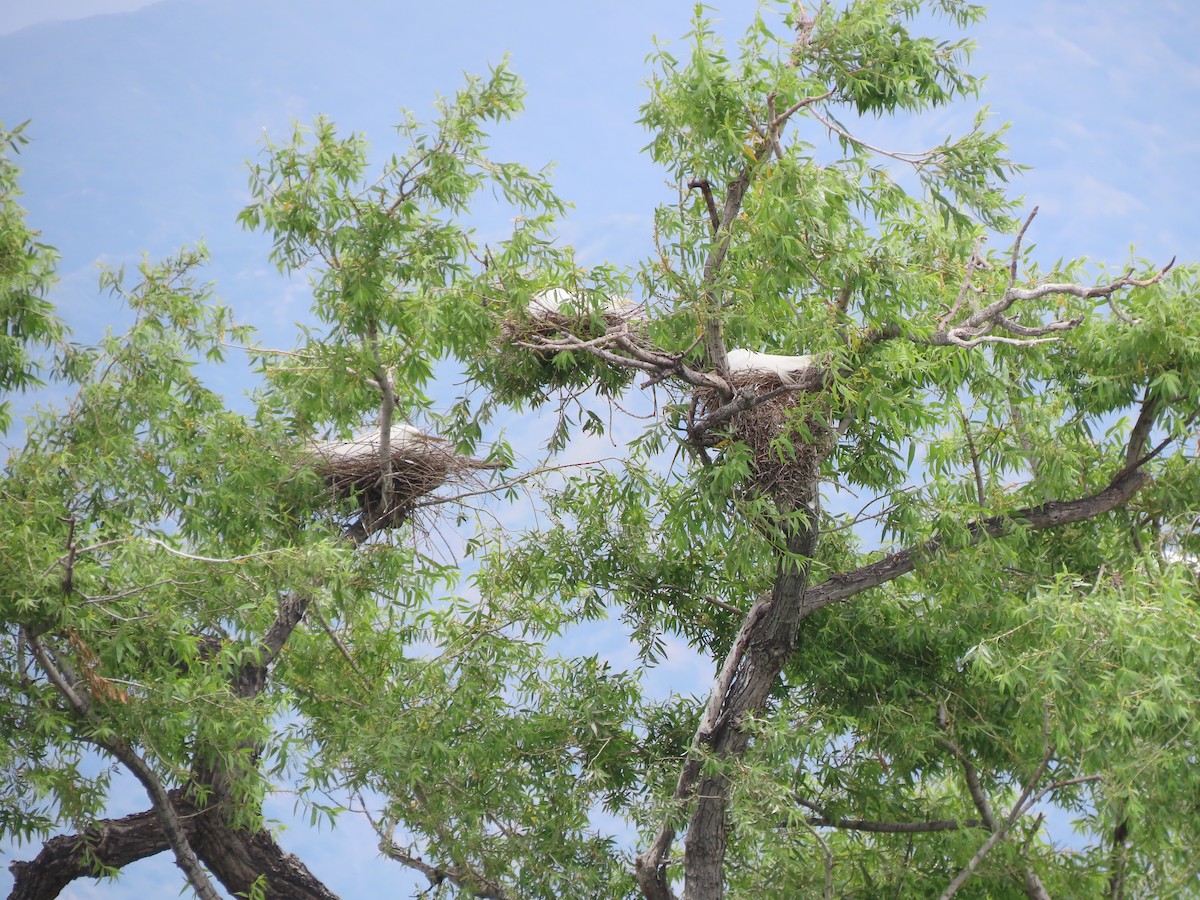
xmin=3 ymin=3 xmax=1200 ymax=899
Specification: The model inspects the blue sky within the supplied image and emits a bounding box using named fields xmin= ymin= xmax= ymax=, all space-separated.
xmin=2 ymin=1 xmax=1199 ymax=897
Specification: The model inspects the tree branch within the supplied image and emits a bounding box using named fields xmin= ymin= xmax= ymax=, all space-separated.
xmin=1108 ymin=815 xmax=1129 ymax=900
xmin=688 ymin=179 xmax=720 ymax=237
xmin=8 ymin=805 xmax=171 ymax=900
xmin=795 ymin=796 xmax=983 ymax=834
xmin=797 ymin=465 xmax=1149 ymax=621
xmin=938 ymin=703 xmax=1050 ymax=900
xmin=23 ymin=630 xmax=222 ymax=900
xmin=377 ymin=830 xmax=511 ymax=900
xmin=939 ymin=721 xmax=1061 ymax=900
xmin=1125 ymin=391 xmax=1161 ymax=472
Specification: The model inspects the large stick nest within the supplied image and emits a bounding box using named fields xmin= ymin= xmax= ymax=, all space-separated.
xmin=500 ymin=288 xmax=645 ymax=343
xmin=307 ymin=425 xmax=500 ymax=526
xmin=696 ymin=369 xmax=832 ymax=508
xmin=485 ymin=289 xmax=646 ymax=403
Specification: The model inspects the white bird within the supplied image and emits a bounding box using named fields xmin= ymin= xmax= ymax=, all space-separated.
xmin=528 ymin=288 xmax=643 ymax=319
xmin=725 ymin=348 xmax=817 ymax=381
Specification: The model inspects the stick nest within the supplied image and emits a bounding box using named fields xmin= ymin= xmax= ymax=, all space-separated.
xmin=307 ymin=427 xmax=500 ymax=525
xmin=696 ymin=372 xmax=832 ymax=508
xmin=485 ymin=308 xmax=643 ymax=404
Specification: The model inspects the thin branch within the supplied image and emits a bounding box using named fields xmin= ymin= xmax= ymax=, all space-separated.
xmin=772 ymin=86 xmax=838 ymax=124
xmin=1009 ymin=207 xmax=1039 ymax=285
xmin=1108 ymin=814 xmax=1129 ymax=900
xmin=796 ymin=816 xmax=835 ymax=900
xmin=702 ymin=594 xmax=746 ymax=615
xmin=409 ymin=457 xmax=619 ymax=509
xmin=369 ymin=806 xmax=511 ymax=900
xmin=939 ymin=725 xmax=1056 ymax=900
xmin=308 ymin=598 xmax=363 ymax=678
xmin=1020 ymin=816 xmax=1052 ymax=900
xmin=796 ymin=797 xmax=982 ymax=834
xmin=940 ymin=241 xmax=986 ymax=329
xmin=957 ymin=411 xmax=986 ymax=507
xmin=144 ymin=537 xmax=285 ymax=565
xmin=808 ymin=107 xmax=939 ymax=163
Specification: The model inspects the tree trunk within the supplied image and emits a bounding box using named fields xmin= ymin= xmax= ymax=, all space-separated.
xmin=683 ymin=495 xmax=819 ymax=899
xmin=671 ymin=465 xmax=1150 ymax=898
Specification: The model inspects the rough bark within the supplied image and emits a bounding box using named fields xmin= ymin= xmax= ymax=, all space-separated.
xmin=190 ymin=806 xmax=340 ymax=900
xmin=683 ymin=495 xmax=820 ymax=899
xmin=7 ymin=786 xmax=339 ymax=900
xmin=8 ymin=806 xmax=170 ymax=900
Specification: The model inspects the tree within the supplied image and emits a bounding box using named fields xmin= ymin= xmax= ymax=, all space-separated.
xmin=4 ymin=2 xmax=1200 ymax=898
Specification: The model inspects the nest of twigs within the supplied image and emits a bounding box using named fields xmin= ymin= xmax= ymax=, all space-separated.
xmin=696 ymin=371 xmax=831 ymax=509
xmin=485 ymin=294 xmax=645 ymax=404
xmin=500 ymin=308 xmax=642 ymax=345
xmin=307 ymin=426 xmax=500 ymax=528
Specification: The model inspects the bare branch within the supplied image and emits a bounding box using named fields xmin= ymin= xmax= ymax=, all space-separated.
xmin=808 ymin=107 xmax=940 ymax=163
xmin=1009 ymin=207 xmax=1039 ymax=285
xmin=933 ymin=224 xmax=1171 ymax=348
xmin=939 ymin=239 xmax=987 ymax=329
xmin=993 ymin=312 xmax=1081 ymax=338
xmin=772 ymin=86 xmax=838 ymax=124
xmin=1002 ymin=258 xmax=1174 ymax=306
xmin=796 ymin=797 xmax=983 ymax=834
xmin=377 ymin=831 xmax=511 ymax=900
xmin=938 ymin=702 xmax=1052 ymax=900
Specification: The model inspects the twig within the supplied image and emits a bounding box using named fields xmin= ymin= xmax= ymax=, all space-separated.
xmin=808 ymin=107 xmax=938 ymax=163
xmin=956 ymin=410 xmax=986 ymax=507
xmin=144 ymin=537 xmax=285 ymax=565
xmin=796 ymin=797 xmax=982 ymax=834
